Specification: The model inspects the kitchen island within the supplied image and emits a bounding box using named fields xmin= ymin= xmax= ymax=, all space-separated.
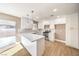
xmin=21 ymin=33 xmax=45 ymax=56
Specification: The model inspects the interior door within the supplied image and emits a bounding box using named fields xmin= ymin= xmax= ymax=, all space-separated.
xmin=55 ymin=24 xmax=66 ymax=41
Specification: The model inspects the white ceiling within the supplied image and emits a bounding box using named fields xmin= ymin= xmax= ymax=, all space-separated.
xmin=0 ymin=3 xmax=79 ymax=21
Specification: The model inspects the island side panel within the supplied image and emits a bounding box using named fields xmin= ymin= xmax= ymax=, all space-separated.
xmin=37 ymin=37 xmax=45 ymax=56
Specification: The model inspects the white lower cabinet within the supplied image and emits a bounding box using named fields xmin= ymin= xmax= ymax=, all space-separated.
xmin=21 ymin=36 xmax=45 ymax=56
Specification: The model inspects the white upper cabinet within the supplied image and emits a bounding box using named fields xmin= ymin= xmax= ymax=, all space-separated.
xmin=21 ymin=17 xmax=33 ymax=30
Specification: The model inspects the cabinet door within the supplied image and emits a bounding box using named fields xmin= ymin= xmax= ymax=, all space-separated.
xmin=21 ymin=17 xmax=33 ymax=29
xmin=66 ymin=14 xmax=79 ymax=49
xmin=70 ymin=14 xmax=78 ymax=48
xmin=66 ymin=16 xmax=72 ymax=46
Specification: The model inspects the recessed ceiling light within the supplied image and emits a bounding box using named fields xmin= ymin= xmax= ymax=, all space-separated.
xmin=36 ymin=17 xmax=39 ymax=19
xmin=53 ymin=9 xmax=57 ymax=12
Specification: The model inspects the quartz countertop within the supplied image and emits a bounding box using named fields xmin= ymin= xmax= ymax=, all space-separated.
xmin=21 ymin=33 xmax=45 ymax=42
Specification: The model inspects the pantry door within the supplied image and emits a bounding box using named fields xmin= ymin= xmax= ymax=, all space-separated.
xmin=55 ymin=24 xmax=66 ymax=41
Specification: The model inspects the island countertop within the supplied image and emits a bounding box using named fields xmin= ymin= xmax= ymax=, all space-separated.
xmin=21 ymin=33 xmax=45 ymax=42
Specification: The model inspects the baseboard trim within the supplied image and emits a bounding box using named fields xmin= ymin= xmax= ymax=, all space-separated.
xmin=55 ymin=39 xmax=66 ymax=43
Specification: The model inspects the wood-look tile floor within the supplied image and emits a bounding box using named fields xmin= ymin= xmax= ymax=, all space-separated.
xmin=43 ymin=41 xmax=79 ymax=56
xmin=13 ymin=47 xmax=31 ymax=56
xmin=13 ymin=40 xmax=79 ymax=56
